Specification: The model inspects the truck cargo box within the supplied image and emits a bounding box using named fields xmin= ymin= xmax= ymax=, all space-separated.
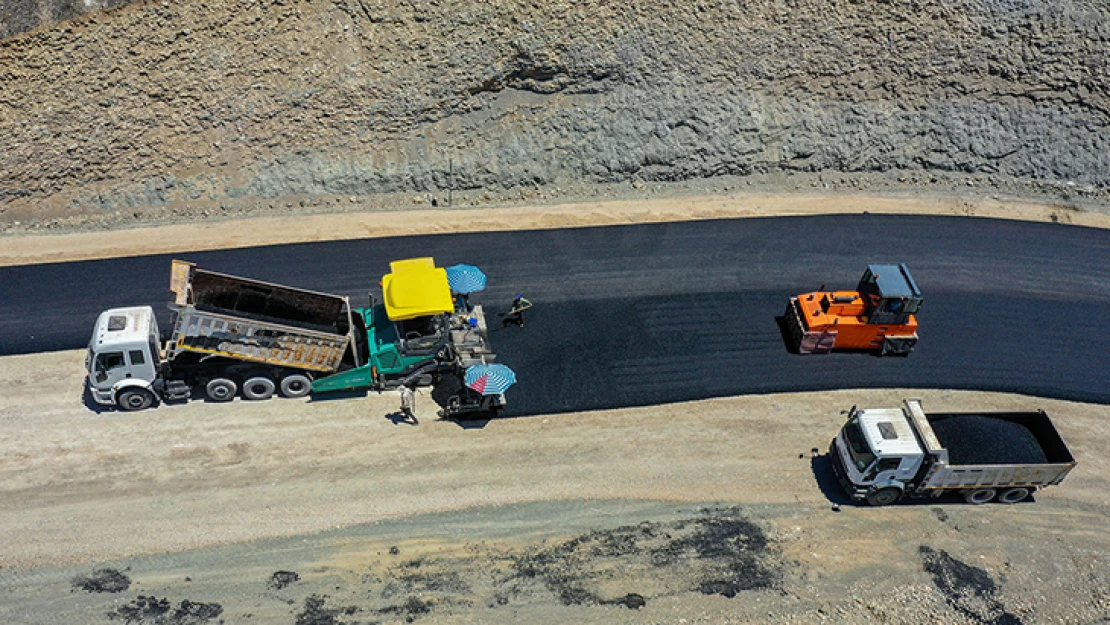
xmin=167 ymin=261 xmax=353 ymax=372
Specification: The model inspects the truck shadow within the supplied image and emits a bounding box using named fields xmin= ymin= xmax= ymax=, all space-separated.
xmin=809 ymin=453 xmax=854 ymax=506
xmin=81 ymin=384 xmax=108 ymax=414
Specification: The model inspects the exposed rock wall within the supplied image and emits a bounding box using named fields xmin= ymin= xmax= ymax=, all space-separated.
xmin=1 ymin=0 xmax=1108 ymax=222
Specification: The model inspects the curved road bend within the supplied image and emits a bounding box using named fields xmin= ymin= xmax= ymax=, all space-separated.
xmin=1 ymin=214 xmax=1107 ymax=413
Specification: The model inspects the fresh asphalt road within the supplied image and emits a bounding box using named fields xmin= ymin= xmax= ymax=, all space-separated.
xmin=1 ymin=214 xmax=1108 ymax=413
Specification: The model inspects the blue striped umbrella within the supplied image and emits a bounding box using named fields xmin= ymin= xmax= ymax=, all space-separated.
xmin=445 ymin=264 xmax=487 ymax=294
xmin=464 ymin=363 xmax=516 ymax=395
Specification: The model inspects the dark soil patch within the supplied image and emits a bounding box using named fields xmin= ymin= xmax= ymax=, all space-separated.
xmin=502 ymin=507 xmax=778 ymax=606
xmin=72 ymin=567 xmax=131 ymax=593
xmin=107 ymin=596 xmax=223 ymax=624
xmin=919 ymin=546 xmax=1024 ymax=625
xmin=602 ymin=593 xmax=647 ymax=610
xmin=378 ymin=595 xmax=433 ymax=619
xmin=294 ymin=595 xmax=359 ymax=625
xmin=267 ymin=570 xmax=300 ymax=590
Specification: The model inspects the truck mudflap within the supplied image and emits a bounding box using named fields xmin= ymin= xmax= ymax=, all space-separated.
xmin=785 ymin=298 xmax=837 ymax=355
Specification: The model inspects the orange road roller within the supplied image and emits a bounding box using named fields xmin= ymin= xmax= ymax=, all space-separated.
xmin=784 ymin=264 xmax=922 ymax=356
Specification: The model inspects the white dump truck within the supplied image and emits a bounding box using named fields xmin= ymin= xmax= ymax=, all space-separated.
xmin=87 ymin=260 xmax=359 ymax=410
xmin=829 ymin=399 xmax=1076 ymax=505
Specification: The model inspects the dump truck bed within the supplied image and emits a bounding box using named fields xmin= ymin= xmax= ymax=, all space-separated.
xmin=166 ymin=261 xmax=353 ymax=372
xmin=919 ymin=411 xmax=1076 ymax=491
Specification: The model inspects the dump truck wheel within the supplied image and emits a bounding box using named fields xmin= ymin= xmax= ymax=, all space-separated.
xmin=997 ymin=487 xmax=1031 ymax=504
xmin=118 ymin=388 xmax=155 ymax=411
xmin=206 ymin=378 xmax=238 ymax=402
xmin=963 ymin=488 xmax=997 ymax=505
xmin=242 ymin=376 xmax=276 ymax=400
xmin=866 ymin=487 xmax=902 ymax=506
xmin=280 ymin=373 xmax=312 ymax=398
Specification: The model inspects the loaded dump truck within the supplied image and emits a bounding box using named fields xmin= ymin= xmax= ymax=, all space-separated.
xmin=87 ymin=259 xmax=497 ymax=410
xmin=829 ymin=399 xmax=1076 ymax=505
xmin=785 ymin=263 xmax=922 ymax=355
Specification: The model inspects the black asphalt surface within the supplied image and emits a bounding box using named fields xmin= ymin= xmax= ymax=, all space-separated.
xmin=1 ymin=214 xmax=1108 ymax=414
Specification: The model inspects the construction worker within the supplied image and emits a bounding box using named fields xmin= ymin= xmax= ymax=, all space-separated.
xmin=398 ymin=384 xmax=418 ymax=424
xmin=501 ymin=294 xmax=532 ymax=328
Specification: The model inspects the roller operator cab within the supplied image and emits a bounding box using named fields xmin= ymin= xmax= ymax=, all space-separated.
xmin=87 ymin=306 xmax=164 ymax=410
xmin=785 ymin=263 xmax=923 ymax=355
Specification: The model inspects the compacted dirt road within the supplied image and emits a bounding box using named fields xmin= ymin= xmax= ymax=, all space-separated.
xmin=0 ymin=350 xmax=1108 ymax=624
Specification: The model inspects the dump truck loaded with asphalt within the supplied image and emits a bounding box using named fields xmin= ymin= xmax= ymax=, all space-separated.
xmin=830 ymin=399 xmax=1076 ymax=505
xmin=86 ymin=258 xmax=498 ymax=411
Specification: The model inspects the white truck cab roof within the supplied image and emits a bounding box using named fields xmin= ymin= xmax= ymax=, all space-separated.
xmin=92 ymin=306 xmax=156 ymax=350
xmin=857 ymin=408 xmax=923 ymax=457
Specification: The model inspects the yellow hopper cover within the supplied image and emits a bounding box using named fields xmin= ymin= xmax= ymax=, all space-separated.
xmin=382 ymin=258 xmax=454 ymax=321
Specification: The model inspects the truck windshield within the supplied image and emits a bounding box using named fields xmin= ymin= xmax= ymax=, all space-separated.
xmin=844 ymin=415 xmax=877 ymax=471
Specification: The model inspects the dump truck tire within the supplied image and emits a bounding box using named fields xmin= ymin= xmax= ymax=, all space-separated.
xmin=117 ymin=388 xmax=155 ymax=411
xmin=964 ymin=488 xmax=997 ymax=504
xmin=206 ymin=378 xmax=238 ymax=402
xmin=280 ymin=373 xmax=312 ymax=398
xmin=866 ymin=487 xmax=902 ymax=506
xmin=997 ymin=487 xmax=1031 ymax=504
xmin=242 ymin=376 xmax=276 ymax=400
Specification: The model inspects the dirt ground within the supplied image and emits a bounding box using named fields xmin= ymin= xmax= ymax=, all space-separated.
xmin=0 ymin=350 xmax=1107 ymax=624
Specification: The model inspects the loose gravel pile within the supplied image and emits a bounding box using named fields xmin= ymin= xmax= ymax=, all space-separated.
xmin=930 ymin=415 xmax=1049 ymax=466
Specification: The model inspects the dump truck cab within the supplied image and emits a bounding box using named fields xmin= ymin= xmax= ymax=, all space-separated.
xmin=785 ymin=263 xmax=922 ymax=355
xmin=87 ymin=306 xmax=163 ymax=408
xmin=832 ymin=406 xmax=927 ymax=504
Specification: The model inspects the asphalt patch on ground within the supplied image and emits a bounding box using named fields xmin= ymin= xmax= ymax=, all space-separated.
xmin=268 ymin=570 xmax=300 ymax=591
xmin=72 ymin=567 xmax=131 ymax=593
xmin=107 ymin=596 xmax=223 ymax=624
xmin=499 ymin=506 xmax=779 ymax=607
xmin=266 ymin=506 xmax=779 ymax=623
xmin=919 ymin=546 xmax=1023 ymax=625
xmin=293 ymin=595 xmax=359 ymax=625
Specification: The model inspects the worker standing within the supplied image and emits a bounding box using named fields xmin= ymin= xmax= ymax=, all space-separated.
xmin=398 ymin=384 xmax=418 ymax=424
xmin=502 ymin=294 xmax=533 ymax=328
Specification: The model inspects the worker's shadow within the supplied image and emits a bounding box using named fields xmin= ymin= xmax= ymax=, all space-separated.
xmin=385 ymin=411 xmax=419 ymax=426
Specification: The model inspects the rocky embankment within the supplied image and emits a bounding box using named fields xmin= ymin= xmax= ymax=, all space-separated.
xmin=1 ymin=0 xmax=1108 ymax=228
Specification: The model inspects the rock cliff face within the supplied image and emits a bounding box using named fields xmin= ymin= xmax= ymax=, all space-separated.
xmin=1 ymin=0 xmax=1108 ymax=225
